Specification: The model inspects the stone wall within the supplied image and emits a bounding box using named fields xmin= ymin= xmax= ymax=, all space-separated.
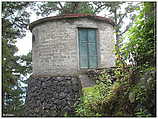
xmin=25 ymin=76 xmax=82 ymax=117
xmin=32 ymin=18 xmax=115 ymax=75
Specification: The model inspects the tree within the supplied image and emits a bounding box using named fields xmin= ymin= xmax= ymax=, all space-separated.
xmin=59 ymin=2 xmax=94 ymax=15
xmin=93 ymin=2 xmax=140 ymax=48
xmin=34 ymin=2 xmax=95 ymax=17
xmin=2 ymin=2 xmax=32 ymax=116
xmin=121 ymin=2 xmax=156 ymax=68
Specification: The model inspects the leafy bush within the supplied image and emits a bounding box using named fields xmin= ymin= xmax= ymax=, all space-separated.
xmin=75 ymin=80 xmax=112 ymax=117
xmin=75 ymin=67 xmax=156 ymax=117
xmin=120 ymin=2 xmax=156 ymax=68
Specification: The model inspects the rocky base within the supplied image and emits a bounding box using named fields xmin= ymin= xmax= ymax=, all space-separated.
xmin=25 ymin=76 xmax=82 ymax=117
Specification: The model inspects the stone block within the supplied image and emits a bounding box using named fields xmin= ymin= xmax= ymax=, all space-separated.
xmin=25 ymin=76 xmax=81 ymax=117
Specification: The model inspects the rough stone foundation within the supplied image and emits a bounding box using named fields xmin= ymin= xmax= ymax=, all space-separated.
xmin=25 ymin=76 xmax=82 ymax=117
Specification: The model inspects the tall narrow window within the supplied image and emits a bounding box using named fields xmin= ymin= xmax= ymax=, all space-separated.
xmin=78 ymin=28 xmax=97 ymax=68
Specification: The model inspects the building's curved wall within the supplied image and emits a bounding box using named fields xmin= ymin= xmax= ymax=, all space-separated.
xmin=32 ymin=18 xmax=115 ymax=75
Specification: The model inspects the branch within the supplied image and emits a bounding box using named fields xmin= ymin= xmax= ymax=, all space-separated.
xmin=118 ymin=25 xmax=130 ymax=36
xmin=58 ymin=2 xmax=64 ymax=10
xmin=118 ymin=15 xmax=135 ymax=36
xmin=116 ymin=12 xmax=127 ymax=26
xmin=93 ymin=4 xmax=106 ymax=14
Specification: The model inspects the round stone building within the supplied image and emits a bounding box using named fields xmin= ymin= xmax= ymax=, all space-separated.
xmin=25 ymin=14 xmax=115 ymax=117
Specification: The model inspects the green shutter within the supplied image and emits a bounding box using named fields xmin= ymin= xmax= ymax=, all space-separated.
xmin=89 ymin=56 xmax=97 ymax=68
xmin=79 ymin=29 xmax=88 ymax=68
xmin=80 ymin=56 xmax=88 ymax=68
xmin=88 ymin=29 xmax=97 ymax=68
xmin=79 ymin=28 xmax=97 ymax=68
xmin=79 ymin=29 xmax=88 ymax=42
xmin=79 ymin=43 xmax=88 ymax=68
xmin=88 ymin=43 xmax=97 ymax=56
xmin=88 ymin=29 xmax=96 ymax=43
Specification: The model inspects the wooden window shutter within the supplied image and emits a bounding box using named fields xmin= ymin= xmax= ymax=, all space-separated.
xmin=79 ymin=28 xmax=97 ymax=68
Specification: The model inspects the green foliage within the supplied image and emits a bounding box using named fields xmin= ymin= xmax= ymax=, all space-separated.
xmin=89 ymin=80 xmax=134 ymax=117
xmin=120 ymin=2 xmax=156 ymax=67
xmin=133 ymin=69 xmax=156 ymax=116
xmin=59 ymin=2 xmax=94 ymax=15
xmin=75 ymin=67 xmax=156 ymax=117
xmin=75 ymin=77 xmax=113 ymax=117
xmin=2 ymin=2 xmax=32 ymax=116
xmin=75 ymin=85 xmax=102 ymax=116
xmin=2 ymin=2 xmax=30 ymax=38
xmin=98 ymin=2 xmax=140 ymax=46
xmin=35 ymin=2 xmax=95 ymax=16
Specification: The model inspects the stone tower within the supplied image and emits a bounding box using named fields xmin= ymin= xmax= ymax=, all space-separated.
xmin=25 ymin=14 xmax=115 ymax=116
